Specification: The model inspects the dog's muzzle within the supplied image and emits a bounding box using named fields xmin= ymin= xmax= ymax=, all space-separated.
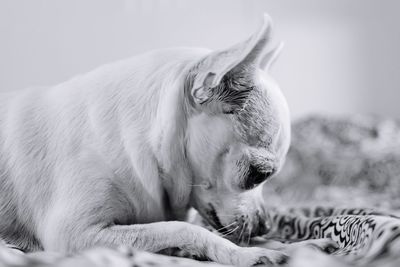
xmin=205 ymin=204 xmax=270 ymax=240
xmin=205 ymin=204 xmax=225 ymax=231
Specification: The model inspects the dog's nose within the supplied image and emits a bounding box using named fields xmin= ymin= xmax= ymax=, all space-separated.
xmin=241 ymin=165 xmax=275 ymax=190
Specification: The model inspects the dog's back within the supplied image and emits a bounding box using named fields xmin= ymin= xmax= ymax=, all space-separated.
xmin=0 ymin=47 xmax=209 ymax=251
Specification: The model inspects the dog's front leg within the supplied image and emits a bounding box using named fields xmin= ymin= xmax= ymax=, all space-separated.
xmin=40 ymin=155 xmax=286 ymax=266
xmin=78 ymin=221 xmax=287 ymax=266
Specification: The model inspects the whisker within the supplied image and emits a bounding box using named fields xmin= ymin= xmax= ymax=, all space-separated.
xmin=216 ymin=221 xmax=237 ymax=232
xmin=224 ymin=228 xmax=239 ymax=237
xmin=221 ymin=226 xmax=239 ymax=237
xmin=219 ymin=225 xmax=238 ymax=236
xmin=238 ymin=222 xmax=246 ymax=244
xmin=247 ymin=227 xmax=252 ymax=245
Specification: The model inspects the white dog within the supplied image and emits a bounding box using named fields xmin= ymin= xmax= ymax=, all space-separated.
xmin=0 ymin=15 xmax=291 ymax=266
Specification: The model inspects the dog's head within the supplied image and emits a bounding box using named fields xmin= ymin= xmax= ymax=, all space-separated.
xmin=185 ymin=15 xmax=290 ymax=242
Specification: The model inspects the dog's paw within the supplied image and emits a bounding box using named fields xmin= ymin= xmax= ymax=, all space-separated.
xmin=234 ymin=247 xmax=288 ymax=266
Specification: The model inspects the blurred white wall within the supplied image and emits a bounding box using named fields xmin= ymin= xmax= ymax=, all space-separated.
xmin=0 ymin=0 xmax=399 ymax=119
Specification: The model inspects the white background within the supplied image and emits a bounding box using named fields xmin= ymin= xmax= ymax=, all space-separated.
xmin=1 ymin=0 xmax=399 ymax=119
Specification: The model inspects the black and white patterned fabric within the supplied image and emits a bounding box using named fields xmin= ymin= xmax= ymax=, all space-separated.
xmin=263 ymin=206 xmax=400 ymax=264
xmin=262 ymin=114 xmax=400 ymax=266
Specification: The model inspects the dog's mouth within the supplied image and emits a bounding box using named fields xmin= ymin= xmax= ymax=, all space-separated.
xmin=202 ymin=204 xmax=271 ymax=242
xmin=204 ymin=204 xmax=242 ymax=238
xmin=203 ymin=204 xmax=249 ymax=242
xmin=205 ymin=204 xmax=225 ymax=231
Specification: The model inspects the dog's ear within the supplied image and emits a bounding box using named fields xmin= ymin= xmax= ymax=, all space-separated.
xmin=260 ymin=42 xmax=284 ymax=71
xmin=190 ymin=14 xmax=273 ymax=105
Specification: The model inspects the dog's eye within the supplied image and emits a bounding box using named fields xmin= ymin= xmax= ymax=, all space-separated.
xmin=223 ymin=110 xmax=235 ymax=115
xmin=219 ymin=147 xmax=230 ymax=159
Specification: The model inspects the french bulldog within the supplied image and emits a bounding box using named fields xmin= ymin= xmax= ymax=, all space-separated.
xmin=0 ymin=14 xmax=291 ymax=266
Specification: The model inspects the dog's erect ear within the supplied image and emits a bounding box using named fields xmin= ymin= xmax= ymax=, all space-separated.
xmin=260 ymin=42 xmax=284 ymax=71
xmin=191 ymin=14 xmax=273 ymax=105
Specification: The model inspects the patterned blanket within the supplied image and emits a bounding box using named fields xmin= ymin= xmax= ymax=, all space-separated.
xmin=262 ymin=114 xmax=400 ymax=266
xmin=1 ymin=114 xmax=400 ymax=266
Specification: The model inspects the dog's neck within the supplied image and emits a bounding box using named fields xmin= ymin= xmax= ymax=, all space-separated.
xmin=87 ymin=48 xmax=208 ymax=217
xmin=146 ymin=57 xmax=200 ymax=216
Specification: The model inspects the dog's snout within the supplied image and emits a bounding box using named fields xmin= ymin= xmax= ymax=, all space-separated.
xmin=241 ymin=164 xmax=275 ymax=190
